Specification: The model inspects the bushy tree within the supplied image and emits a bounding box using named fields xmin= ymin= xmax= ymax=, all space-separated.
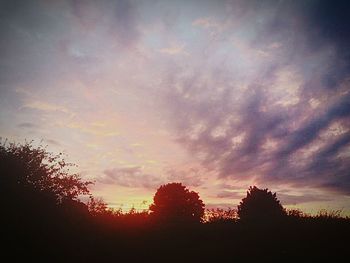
xmin=0 ymin=140 xmax=95 ymax=258
xmin=0 ymin=140 xmax=93 ymax=225
xmin=0 ymin=140 xmax=91 ymax=204
xmin=150 ymin=182 xmax=205 ymax=223
xmin=237 ymin=186 xmax=286 ymax=222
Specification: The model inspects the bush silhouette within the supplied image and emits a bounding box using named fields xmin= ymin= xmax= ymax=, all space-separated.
xmin=206 ymin=208 xmax=237 ymax=223
xmin=0 ymin=140 xmax=96 ymax=259
xmin=2 ymin=139 xmax=350 ymax=261
xmin=0 ymin=140 xmax=93 ymax=227
xmin=87 ymin=196 xmax=112 ymax=217
xmin=237 ymin=186 xmax=286 ymax=222
xmin=150 ymin=182 xmax=205 ymax=223
xmin=0 ymin=140 xmax=91 ymax=204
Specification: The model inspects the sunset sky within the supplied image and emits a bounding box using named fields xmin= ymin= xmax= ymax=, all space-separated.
xmin=1 ymin=0 xmax=350 ymax=214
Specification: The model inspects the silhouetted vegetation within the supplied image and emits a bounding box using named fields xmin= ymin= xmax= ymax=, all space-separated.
xmin=1 ymin=140 xmax=349 ymax=261
xmin=205 ymin=208 xmax=237 ymax=223
xmin=150 ymin=182 xmax=205 ymax=223
xmin=237 ymin=186 xmax=286 ymax=222
xmin=0 ymin=140 xmax=93 ymax=260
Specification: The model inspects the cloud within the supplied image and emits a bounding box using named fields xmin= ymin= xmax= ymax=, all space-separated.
xmin=44 ymin=138 xmax=61 ymax=146
xmin=100 ymin=166 xmax=162 ymax=189
xmin=278 ymin=193 xmax=332 ymax=206
xmin=159 ymin=43 xmax=187 ymax=56
xmin=165 ymin=166 xmax=205 ymax=187
xmin=71 ymin=0 xmax=140 ymax=48
xmin=1 ymin=0 xmax=350 ymax=208
xmin=278 ymin=94 xmax=350 ymax=157
xmin=18 ymin=122 xmax=38 ymax=129
xmin=192 ymin=17 xmax=224 ymax=31
xmin=63 ymin=121 xmax=120 ymax=137
xmin=159 ymin=0 xmax=350 ymax=194
xmin=22 ymin=101 xmax=71 ymax=114
xmin=216 ymin=191 xmax=243 ymax=199
xmin=100 ymin=164 xmax=207 ymax=189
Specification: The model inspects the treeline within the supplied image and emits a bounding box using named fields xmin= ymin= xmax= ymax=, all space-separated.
xmin=1 ymin=141 xmax=349 ymax=261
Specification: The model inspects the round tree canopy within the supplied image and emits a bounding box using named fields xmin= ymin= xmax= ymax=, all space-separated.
xmin=150 ymin=182 xmax=205 ymax=223
xmin=237 ymin=186 xmax=286 ymax=222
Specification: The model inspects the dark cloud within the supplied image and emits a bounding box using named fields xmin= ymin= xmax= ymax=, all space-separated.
xmin=0 ymin=0 xmax=140 ymax=92
xmin=111 ymin=0 xmax=139 ymax=47
xmin=71 ymin=0 xmax=139 ymax=48
xmin=101 ymin=165 xmax=207 ymax=189
xmin=305 ymin=0 xmax=350 ymax=51
xmin=217 ymin=183 xmax=247 ymax=191
xmin=216 ymin=191 xmax=244 ymax=199
xmin=292 ymin=0 xmax=350 ymax=90
xmin=315 ymin=132 xmax=350 ymax=161
xmin=1 ymin=0 xmax=349 ymax=200
xmin=101 ymin=166 xmax=162 ymax=189
xmin=165 ymin=166 xmax=205 ymax=187
xmin=18 ymin=122 xmax=38 ymax=129
xmin=0 ymin=0 xmax=60 ymax=87
xmin=278 ymin=94 xmax=350 ymax=157
xmin=161 ymin=0 xmax=350 ymax=194
xmin=238 ymin=0 xmax=350 ymax=92
xmin=278 ymin=192 xmax=332 ymax=206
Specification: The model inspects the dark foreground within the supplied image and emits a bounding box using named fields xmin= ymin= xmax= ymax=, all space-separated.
xmin=1 ymin=142 xmax=349 ymax=262
xmin=3 ymin=214 xmax=349 ymax=262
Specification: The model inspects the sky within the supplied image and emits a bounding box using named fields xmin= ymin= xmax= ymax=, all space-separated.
xmin=1 ymin=0 xmax=350 ymax=214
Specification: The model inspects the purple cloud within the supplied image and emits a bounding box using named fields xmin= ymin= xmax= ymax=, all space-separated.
xmin=159 ymin=0 xmax=350 ymax=194
xmin=101 ymin=166 xmax=162 ymax=189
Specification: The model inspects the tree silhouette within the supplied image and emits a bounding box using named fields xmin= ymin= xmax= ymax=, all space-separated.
xmin=237 ymin=186 xmax=286 ymax=222
xmin=0 ymin=140 xmax=93 ymax=229
xmin=1 ymin=140 xmax=350 ymax=261
xmin=87 ymin=196 xmax=114 ymax=217
xmin=150 ymin=182 xmax=205 ymax=223
xmin=0 ymin=140 xmax=91 ymax=204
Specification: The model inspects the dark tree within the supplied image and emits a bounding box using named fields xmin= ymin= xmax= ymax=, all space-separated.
xmin=87 ymin=196 xmax=114 ymax=217
xmin=150 ymin=182 xmax=205 ymax=223
xmin=0 ymin=140 xmax=93 ymax=226
xmin=0 ymin=140 xmax=91 ymax=204
xmin=237 ymin=186 xmax=286 ymax=222
xmin=0 ymin=140 xmax=95 ymax=259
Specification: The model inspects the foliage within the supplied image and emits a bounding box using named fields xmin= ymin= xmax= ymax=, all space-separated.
xmin=205 ymin=208 xmax=238 ymax=223
xmin=0 ymin=140 xmax=91 ymax=204
xmin=150 ymin=182 xmax=205 ymax=223
xmin=237 ymin=186 xmax=286 ymax=221
xmin=87 ymin=196 xmax=114 ymax=216
xmin=286 ymin=208 xmax=307 ymax=218
xmin=2 ymin=139 xmax=350 ymax=261
xmin=316 ymin=209 xmax=343 ymax=219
